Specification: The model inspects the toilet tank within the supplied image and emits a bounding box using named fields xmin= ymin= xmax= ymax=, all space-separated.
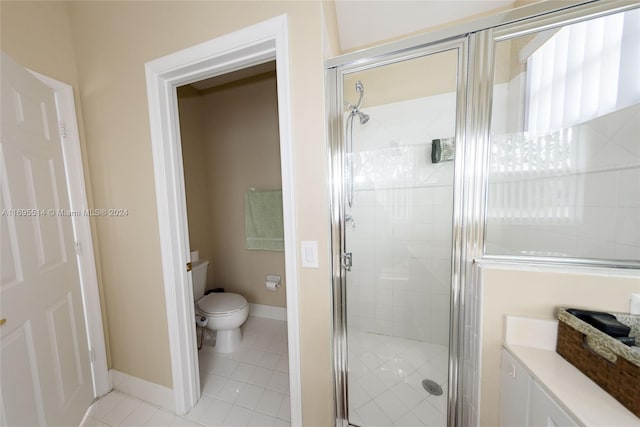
xmin=191 ymin=260 xmax=209 ymax=300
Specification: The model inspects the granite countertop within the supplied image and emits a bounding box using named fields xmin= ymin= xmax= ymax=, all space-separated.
xmin=558 ymin=308 xmax=640 ymax=367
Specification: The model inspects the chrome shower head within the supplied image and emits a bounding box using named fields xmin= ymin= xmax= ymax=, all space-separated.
xmin=349 ymin=109 xmax=370 ymax=125
xmin=358 ymin=111 xmax=370 ymax=124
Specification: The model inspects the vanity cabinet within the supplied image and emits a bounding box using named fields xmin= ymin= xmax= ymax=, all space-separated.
xmin=500 ymin=349 xmax=579 ymax=427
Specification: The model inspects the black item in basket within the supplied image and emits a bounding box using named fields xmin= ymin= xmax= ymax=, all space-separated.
xmin=566 ymin=308 xmax=631 ymax=338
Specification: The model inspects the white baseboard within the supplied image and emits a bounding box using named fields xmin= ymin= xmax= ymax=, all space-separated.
xmin=109 ymin=369 xmax=175 ymax=412
xmin=249 ymin=303 xmax=287 ymax=321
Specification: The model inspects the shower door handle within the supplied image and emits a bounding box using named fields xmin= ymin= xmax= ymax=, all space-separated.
xmin=342 ymin=252 xmax=353 ymax=271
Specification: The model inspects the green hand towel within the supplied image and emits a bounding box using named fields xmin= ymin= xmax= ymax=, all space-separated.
xmin=244 ymin=190 xmax=284 ymax=251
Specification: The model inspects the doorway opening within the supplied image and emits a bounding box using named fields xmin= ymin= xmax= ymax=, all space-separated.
xmin=145 ymin=15 xmax=301 ymax=423
xmin=176 ymin=62 xmax=292 ymax=424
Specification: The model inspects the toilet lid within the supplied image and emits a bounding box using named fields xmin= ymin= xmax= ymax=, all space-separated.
xmin=197 ymin=293 xmax=247 ymax=316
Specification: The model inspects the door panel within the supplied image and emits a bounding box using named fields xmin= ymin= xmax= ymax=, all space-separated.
xmin=0 ymin=175 xmax=22 ymax=290
xmin=46 ymin=293 xmax=85 ymax=408
xmin=0 ymin=52 xmax=93 ymax=427
xmin=24 ymin=156 xmax=67 ymax=269
xmin=0 ymin=323 xmax=46 ymax=427
xmin=341 ymin=47 xmax=461 ymax=427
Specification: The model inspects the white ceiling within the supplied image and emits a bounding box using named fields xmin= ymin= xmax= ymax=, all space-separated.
xmin=334 ymin=0 xmax=515 ymax=51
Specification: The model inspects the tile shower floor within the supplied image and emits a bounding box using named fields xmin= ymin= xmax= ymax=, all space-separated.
xmin=347 ymin=329 xmax=448 ymax=427
xmin=81 ymin=317 xmax=290 ymax=427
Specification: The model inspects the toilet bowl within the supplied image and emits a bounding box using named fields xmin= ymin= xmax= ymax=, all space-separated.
xmin=196 ymin=292 xmax=249 ymax=353
xmin=191 ymin=259 xmax=249 ymax=353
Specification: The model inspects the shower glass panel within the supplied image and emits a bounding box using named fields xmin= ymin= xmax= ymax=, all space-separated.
xmin=343 ymin=49 xmax=458 ymax=427
xmin=486 ymin=7 xmax=640 ymax=262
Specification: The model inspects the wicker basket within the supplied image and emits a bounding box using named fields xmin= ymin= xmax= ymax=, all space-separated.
xmin=556 ymin=315 xmax=640 ymax=417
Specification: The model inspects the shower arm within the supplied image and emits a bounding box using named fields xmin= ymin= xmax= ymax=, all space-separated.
xmin=343 ymin=90 xmax=364 ymax=112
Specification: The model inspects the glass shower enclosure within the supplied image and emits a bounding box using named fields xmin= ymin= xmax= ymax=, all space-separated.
xmin=329 ymin=41 xmax=467 ymax=427
xmin=329 ymin=3 xmax=640 ymax=427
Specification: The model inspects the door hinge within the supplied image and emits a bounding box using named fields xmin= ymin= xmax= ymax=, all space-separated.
xmin=89 ymin=347 xmax=96 ymax=363
xmin=342 ymin=252 xmax=353 ymax=271
xmin=59 ymin=121 xmax=67 ymax=139
xmin=75 ymin=240 xmax=82 ymax=256
xmin=186 ymin=262 xmax=192 ymax=272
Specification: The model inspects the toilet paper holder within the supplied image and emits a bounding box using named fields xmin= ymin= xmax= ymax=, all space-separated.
xmin=265 ymin=274 xmax=281 ymax=291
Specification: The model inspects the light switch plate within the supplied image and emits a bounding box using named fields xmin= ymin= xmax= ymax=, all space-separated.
xmin=300 ymin=240 xmax=319 ymax=268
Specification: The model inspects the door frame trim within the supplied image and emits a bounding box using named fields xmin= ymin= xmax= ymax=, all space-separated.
xmin=144 ymin=14 xmax=302 ymax=421
xmin=29 ymin=71 xmax=111 ymax=398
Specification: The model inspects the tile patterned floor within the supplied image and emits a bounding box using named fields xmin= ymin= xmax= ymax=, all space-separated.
xmin=81 ymin=317 xmax=290 ymax=427
xmin=347 ymin=329 xmax=448 ymax=427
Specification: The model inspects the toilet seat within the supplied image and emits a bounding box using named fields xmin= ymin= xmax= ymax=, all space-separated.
xmin=197 ymin=293 xmax=247 ymax=316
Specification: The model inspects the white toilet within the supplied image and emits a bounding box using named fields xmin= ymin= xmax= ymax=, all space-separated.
xmin=192 ymin=260 xmax=249 ymax=353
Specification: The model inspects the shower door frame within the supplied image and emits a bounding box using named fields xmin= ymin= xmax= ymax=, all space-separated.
xmin=327 ymin=38 xmax=470 ymax=427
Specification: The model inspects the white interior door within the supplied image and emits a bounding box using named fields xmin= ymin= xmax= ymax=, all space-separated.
xmin=0 ymin=53 xmax=94 ymax=426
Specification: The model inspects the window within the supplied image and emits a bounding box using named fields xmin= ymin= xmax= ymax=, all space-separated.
xmin=525 ymin=9 xmax=640 ymax=134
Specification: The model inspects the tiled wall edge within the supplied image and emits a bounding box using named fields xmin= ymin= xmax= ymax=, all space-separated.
xmin=249 ymin=303 xmax=287 ymax=321
xmin=109 ymin=369 xmax=175 ymax=412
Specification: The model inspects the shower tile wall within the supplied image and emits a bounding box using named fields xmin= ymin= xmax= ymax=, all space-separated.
xmin=346 ymin=92 xmax=455 ymax=346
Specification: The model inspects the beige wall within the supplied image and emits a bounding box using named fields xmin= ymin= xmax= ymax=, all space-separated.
xmin=479 ymin=267 xmax=640 ymax=426
xmin=1 ymin=1 xmax=77 ymax=86
xmin=344 ymin=48 xmax=459 ymax=108
xmin=0 ymin=0 xmax=112 ymax=369
xmin=179 ymin=73 xmax=287 ymax=308
xmin=67 ymin=1 xmax=333 ymax=423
